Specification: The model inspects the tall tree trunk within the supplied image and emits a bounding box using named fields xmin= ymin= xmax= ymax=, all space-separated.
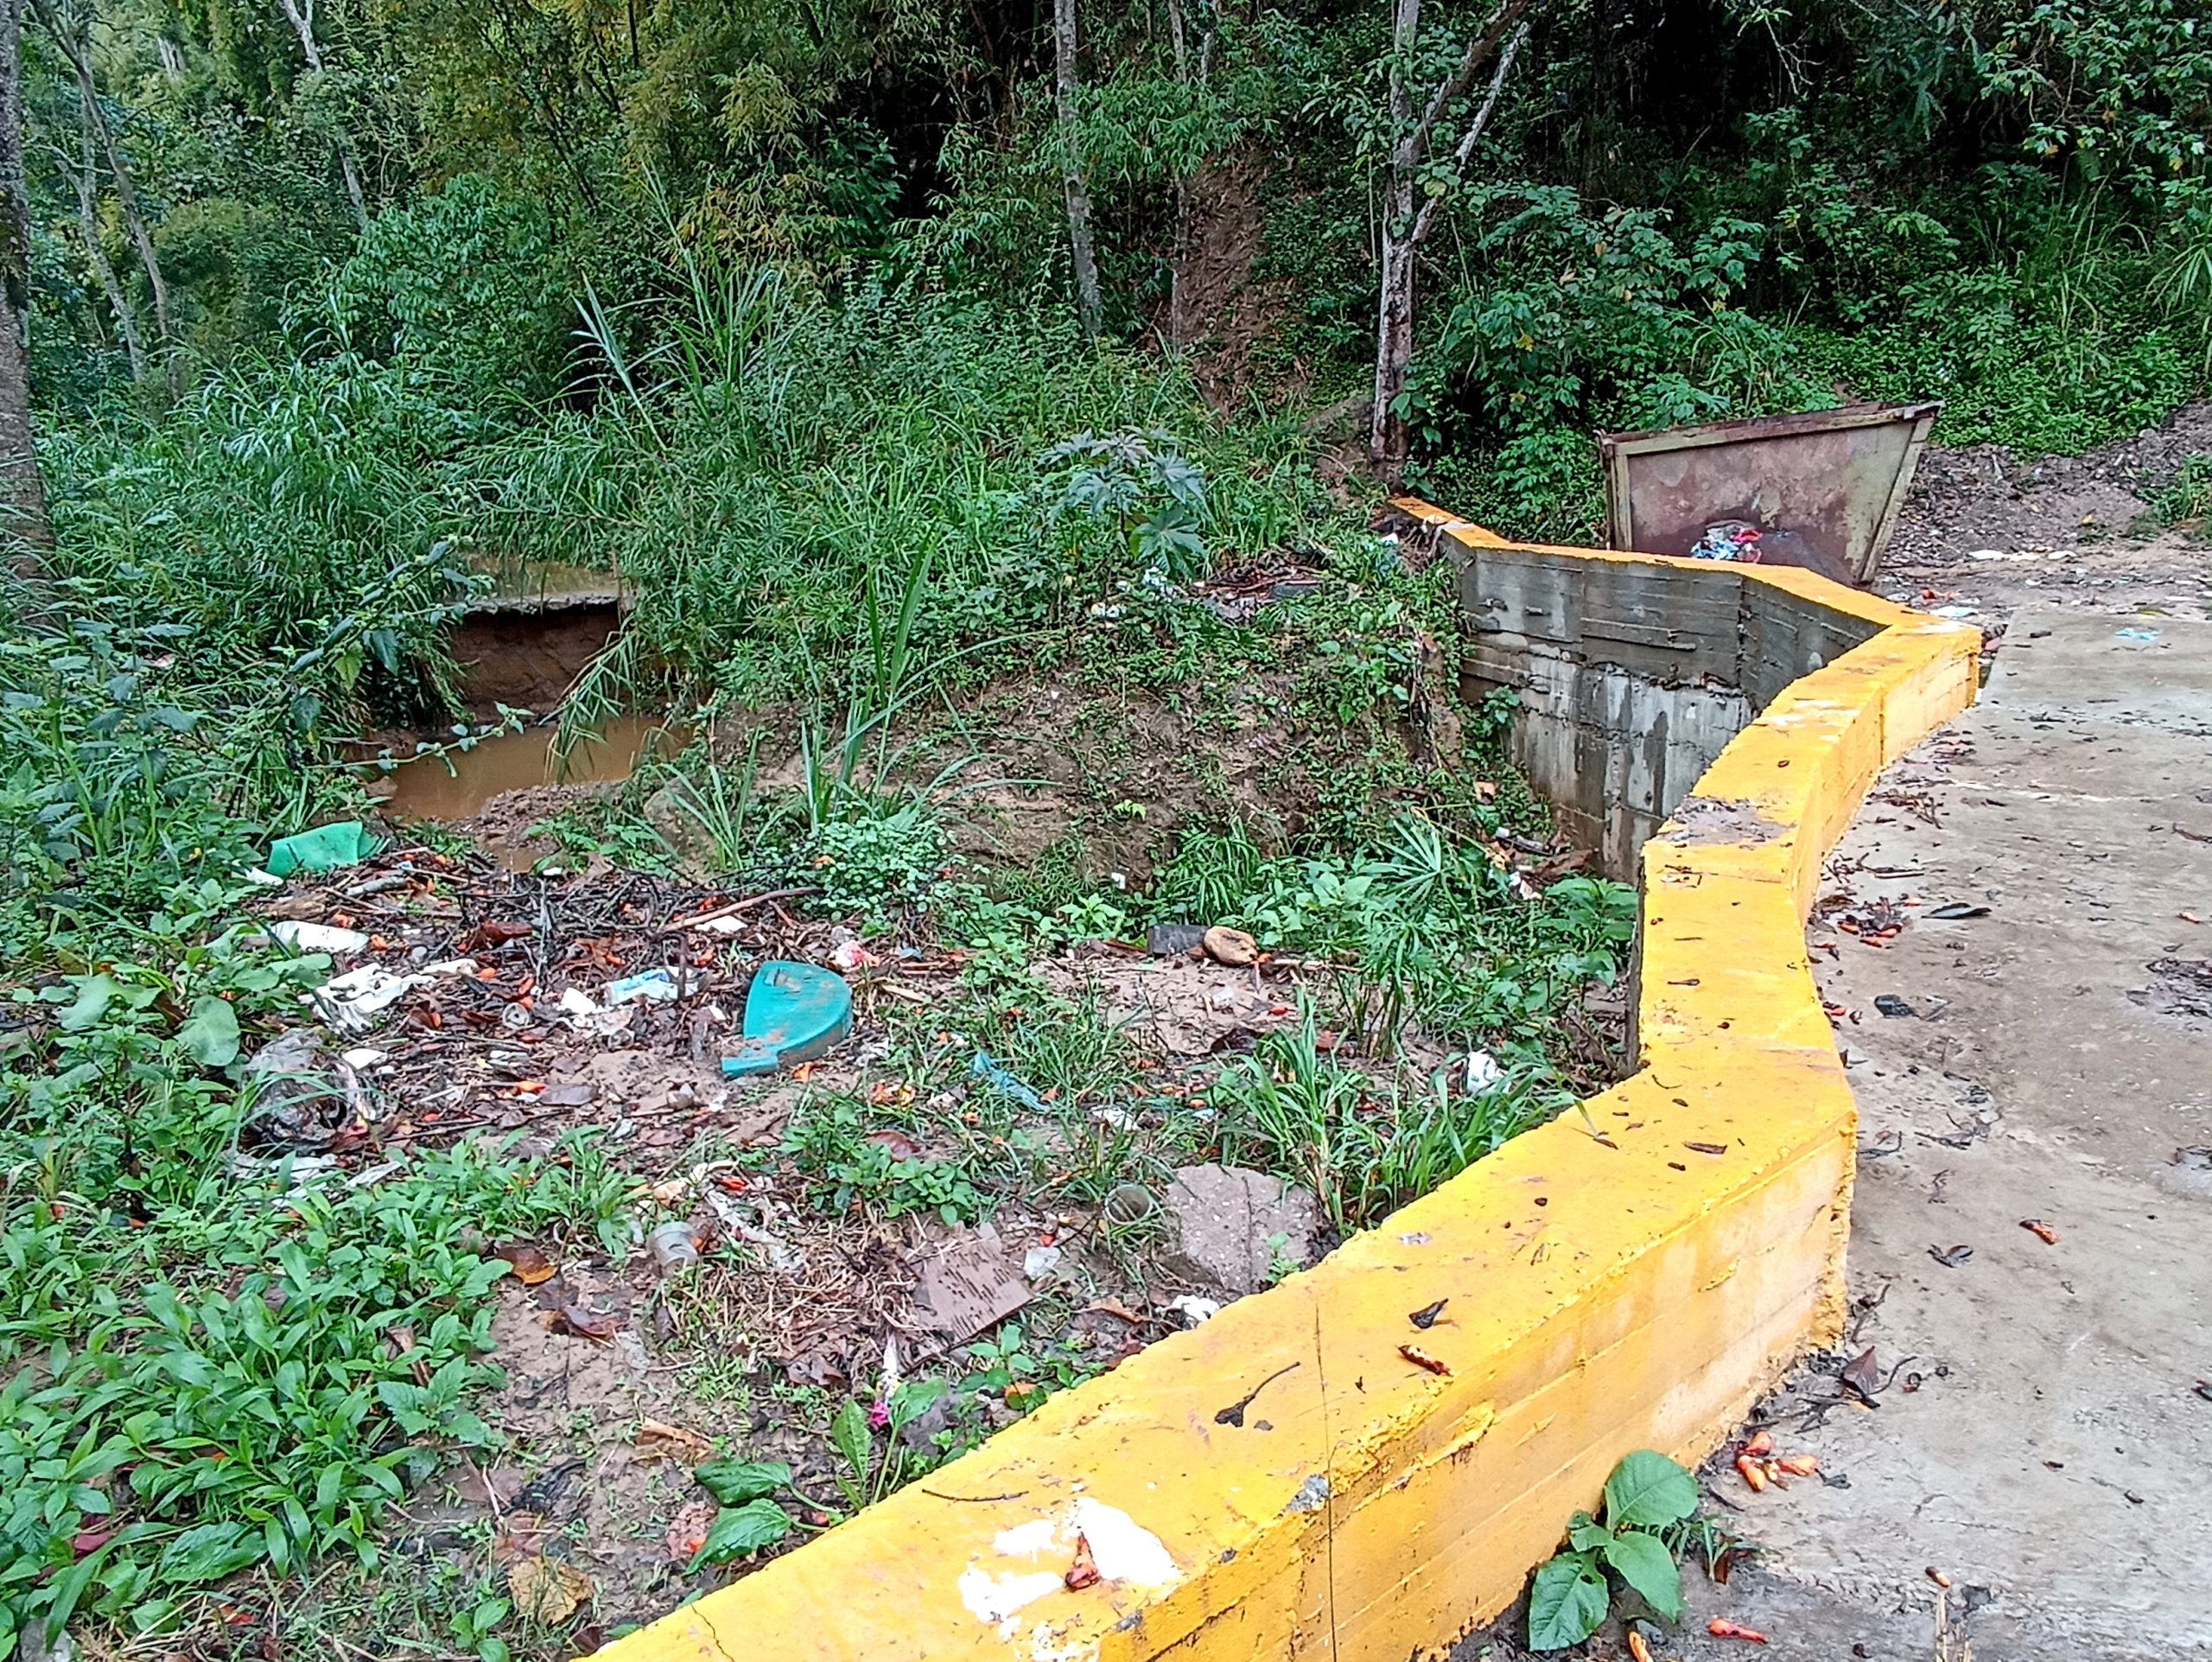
xmin=1369 ymin=0 xmax=1423 ymax=484
xmin=1052 ymin=0 xmax=1103 ymax=341
xmin=1368 ymin=0 xmax=1532 ymax=485
xmin=275 ymin=0 xmax=369 ymax=229
xmin=0 ymin=0 xmax=48 ymax=550
xmin=33 ymin=0 xmax=171 ymax=352
xmin=61 ymin=116 xmax=144 ymax=380
xmin=1370 ymin=175 xmax=1418 ymax=484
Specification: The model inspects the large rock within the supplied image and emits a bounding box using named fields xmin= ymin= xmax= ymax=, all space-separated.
xmin=1161 ymin=1164 xmax=1319 ymax=1295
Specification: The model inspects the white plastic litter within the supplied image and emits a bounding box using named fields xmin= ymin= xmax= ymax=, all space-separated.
xmin=604 ymin=968 xmax=687 ymax=1005
xmin=1167 ymin=1294 xmax=1221 ymax=1327
xmin=313 ymin=958 xmax=476 ymax=1035
xmin=1022 ymin=1245 xmax=1062 ymax=1282
xmin=1462 ymin=1049 xmax=1504 ymax=1092
xmin=271 ymin=920 xmax=370 ymax=954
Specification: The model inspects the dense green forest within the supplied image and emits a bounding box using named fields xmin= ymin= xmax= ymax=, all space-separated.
xmin=3 ymin=0 xmax=2208 ymax=733
xmin=0 ymin=0 xmax=2205 ymax=1651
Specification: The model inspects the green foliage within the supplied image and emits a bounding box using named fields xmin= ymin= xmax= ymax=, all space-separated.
xmin=321 ymin=176 xmax=571 ymax=411
xmin=2147 ymin=454 xmax=2212 ymax=532
xmin=0 ymin=1125 xmax=630 ymax=1650
xmin=1212 ymin=1015 xmax=1557 ymax=1235
xmin=1527 ymin=1451 xmax=1701 ymax=1650
xmin=800 ymin=800 xmax=959 ymax=929
xmin=783 ymin=1097 xmax=989 ymax=1225
xmin=1039 ymin=428 xmax=1211 ymax=583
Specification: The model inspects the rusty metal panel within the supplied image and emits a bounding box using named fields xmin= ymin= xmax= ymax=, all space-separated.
xmin=1599 ymin=402 xmax=1939 ymax=586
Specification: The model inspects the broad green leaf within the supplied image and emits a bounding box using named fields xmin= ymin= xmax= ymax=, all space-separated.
xmin=1599 ymin=1528 xmax=1683 ymax=1619
xmin=175 ymin=996 xmax=241 ymax=1067
xmin=157 ymin=1521 xmax=259 ymax=1585
xmin=1603 ymin=1450 xmax=1699 ymax=1530
xmin=1567 ymin=1518 xmax=1611 ymax=1553
xmin=695 ymin=1460 xmax=791 ymax=1505
xmin=1526 ymin=1552 xmax=1609 ymax=1651
xmin=829 ymin=1398 xmax=873 ymax=1481
xmin=59 ymin=975 xmax=120 ymax=1032
xmin=688 ymin=1499 xmax=794 ymax=1568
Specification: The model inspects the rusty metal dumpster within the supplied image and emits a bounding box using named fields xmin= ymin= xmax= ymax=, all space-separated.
xmin=1599 ymin=401 xmax=1940 ymax=586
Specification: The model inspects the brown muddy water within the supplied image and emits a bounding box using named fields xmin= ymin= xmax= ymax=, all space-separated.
xmin=374 ymin=718 xmax=683 ymax=822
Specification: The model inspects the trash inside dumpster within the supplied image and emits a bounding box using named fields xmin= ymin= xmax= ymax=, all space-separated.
xmin=1600 ymin=401 xmax=1939 ymax=586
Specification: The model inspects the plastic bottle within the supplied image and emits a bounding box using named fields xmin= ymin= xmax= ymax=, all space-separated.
xmin=648 ymin=1220 xmax=702 ymax=1270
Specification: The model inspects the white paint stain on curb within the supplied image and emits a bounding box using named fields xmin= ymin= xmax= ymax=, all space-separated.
xmin=958 ymin=1499 xmax=1179 ymax=1638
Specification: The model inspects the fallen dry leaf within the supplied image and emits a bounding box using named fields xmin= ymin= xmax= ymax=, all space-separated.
xmin=2019 ymin=1218 xmax=2061 ymax=1245
xmin=1775 ymin=1455 xmax=1820 ymax=1477
xmin=1397 ymin=1344 xmax=1449 ymax=1377
xmin=491 ymin=1241 xmax=560 ymax=1285
xmin=664 ymin=1498 xmax=718 ymax=1565
xmin=507 ymin=1555 xmax=594 ymax=1624
xmin=543 ymin=1304 xmax=616 ymax=1341
xmin=1840 ymin=1345 xmax=1882 ymax=1401
xmin=1064 ymin=1532 xmax=1100 ymax=1591
xmin=1081 ymin=1296 xmax=1147 ymax=1324
xmin=1740 ymin=1430 xmax=1773 ymax=1458
xmin=1707 ymin=1616 xmax=1769 ymax=1642
xmin=634 ymin=1418 xmax=715 ymax=1464
xmin=490 ymin=1513 xmax=554 ymax=1565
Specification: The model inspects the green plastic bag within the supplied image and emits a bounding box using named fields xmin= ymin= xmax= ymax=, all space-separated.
xmin=265 ymin=820 xmax=378 ymax=878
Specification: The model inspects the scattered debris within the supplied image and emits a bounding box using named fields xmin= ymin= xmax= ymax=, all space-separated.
xmin=1166 ymin=1295 xmax=1221 ymax=1327
xmin=1873 ymin=994 xmax=1916 ymax=1018
xmin=1707 ymin=1617 xmax=1770 ymax=1643
xmin=1926 ymin=902 xmax=1990 ymax=920
xmin=912 ymin=1225 xmax=1033 ymax=1346
xmin=1928 ymin=1244 xmax=1974 ymax=1268
xmin=1408 ymin=1298 xmax=1447 ymax=1330
xmin=2018 ymin=1219 xmax=2061 ymax=1245
xmin=1398 ymin=1344 xmax=1449 ymax=1377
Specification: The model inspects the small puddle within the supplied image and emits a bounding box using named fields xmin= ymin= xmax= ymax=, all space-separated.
xmin=375 ymin=718 xmax=681 ymax=822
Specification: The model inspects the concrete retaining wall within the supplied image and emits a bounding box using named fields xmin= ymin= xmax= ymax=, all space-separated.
xmin=1446 ymin=522 xmax=1886 ymax=877
xmin=597 ymin=506 xmax=1979 ymax=1662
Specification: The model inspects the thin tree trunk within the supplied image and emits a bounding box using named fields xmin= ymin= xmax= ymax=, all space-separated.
xmin=1370 ymin=176 xmax=1417 ymax=482
xmin=1370 ymin=0 xmax=1422 ymax=483
xmin=1369 ymin=0 xmax=1532 ymax=484
xmin=1052 ymin=0 xmax=1103 ymax=341
xmin=32 ymin=0 xmax=171 ymax=350
xmin=0 ymin=0 xmax=48 ymax=550
xmin=274 ymin=0 xmax=369 ymax=229
xmin=61 ymin=117 xmax=144 ymax=380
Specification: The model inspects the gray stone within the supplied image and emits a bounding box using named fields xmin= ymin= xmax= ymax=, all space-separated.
xmin=1160 ymin=1163 xmax=1318 ymax=1295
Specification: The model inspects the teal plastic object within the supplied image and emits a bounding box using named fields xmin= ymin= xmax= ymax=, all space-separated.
xmin=721 ymin=961 xmax=853 ymax=1078
xmin=266 ymin=821 xmax=378 ymax=878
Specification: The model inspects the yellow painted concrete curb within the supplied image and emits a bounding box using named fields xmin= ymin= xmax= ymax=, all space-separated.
xmin=599 ymin=509 xmax=1980 ymax=1662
